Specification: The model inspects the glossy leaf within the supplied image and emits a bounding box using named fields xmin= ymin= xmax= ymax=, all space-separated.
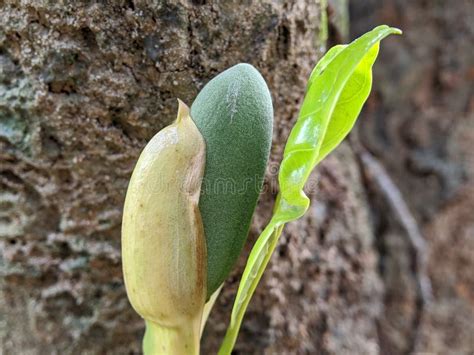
xmin=219 ymin=25 xmax=402 ymax=355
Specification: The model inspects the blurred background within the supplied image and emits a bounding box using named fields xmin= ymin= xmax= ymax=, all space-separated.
xmin=1 ymin=0 xmax=472 ymax=354
xmin=351 ymin=1 xmax=473 ymax=353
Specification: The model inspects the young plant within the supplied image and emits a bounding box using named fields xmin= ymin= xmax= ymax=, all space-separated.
xmin=218 ymin=24 xmax=402 ymax=354
xmin=122 ymin=65 xmax=273 ymax=354
xmin=121 ymin=25 xmax=401 ymax=355
xmin=122 ymin=101 xmax=206 ymax=354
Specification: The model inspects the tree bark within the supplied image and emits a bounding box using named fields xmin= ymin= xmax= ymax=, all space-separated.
xmin=1 ymin=1 xmax=383 ymax=354
xmin=351 ymin=1 xmax=474 ymax=354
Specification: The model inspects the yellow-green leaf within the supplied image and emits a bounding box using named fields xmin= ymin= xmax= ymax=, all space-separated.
xmin=219 ymin=25 xmax=402 ymax=355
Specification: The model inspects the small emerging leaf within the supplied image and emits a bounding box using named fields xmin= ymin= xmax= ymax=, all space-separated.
xmin=219 ymin=25 xmax=402 ymax=355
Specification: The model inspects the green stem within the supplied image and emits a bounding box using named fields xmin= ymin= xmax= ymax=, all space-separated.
xmin=218 ymin=223 xmax=285 ymax=354
xmin=143 ymin=319 xmax=200 ymax=355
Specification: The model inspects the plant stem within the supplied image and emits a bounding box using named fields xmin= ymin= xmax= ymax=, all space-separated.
xmin=143 ymin=319 xmax=201 ymax=355
xmin=218 ymin=223 xmax=285 ymax=355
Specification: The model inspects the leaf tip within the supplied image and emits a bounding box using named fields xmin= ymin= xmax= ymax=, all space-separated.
xmin=391 ymin=27 xmax=403 ymax=35
xmin=373 ymin=24 xmax=403 ymax=36
xmin=176 ymin=98 xmax=191 ymax=123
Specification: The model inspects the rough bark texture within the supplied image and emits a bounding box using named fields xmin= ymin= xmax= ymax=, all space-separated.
xmin=351 ymin=1 xmax=474 ymax=354
xmin=1 ymin=0 xmax=471 ymax=354
xmin=0 ymin=1 xmax=375 ymax=354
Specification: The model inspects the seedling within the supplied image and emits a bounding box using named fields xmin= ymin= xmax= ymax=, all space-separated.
xmin=122 ymin=25 xmax=401 ymax=355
